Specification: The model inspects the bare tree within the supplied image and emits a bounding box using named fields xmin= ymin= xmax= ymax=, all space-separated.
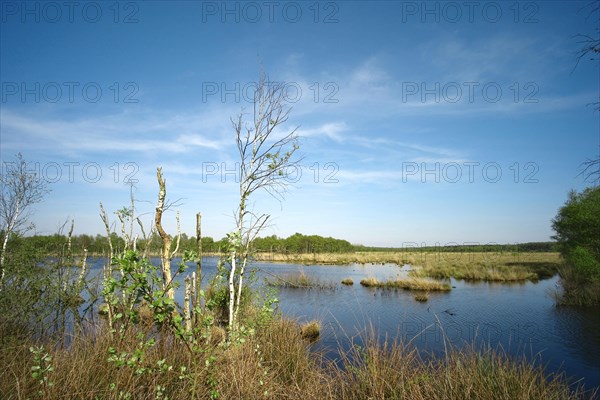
xmin=574 ymin=1 xmax=600 ymax=183
xmin=155 ymin=167 xmax=181 ymax=300
xmin=573 ymin=2 xmax=600 ymax=71
xmin=579 ymin=156 xmax=600 ymax=184
xmin=226 ymin=74 xmax=301 ymax=332
xmin=0 ymin=153 xmax=50 ymax=287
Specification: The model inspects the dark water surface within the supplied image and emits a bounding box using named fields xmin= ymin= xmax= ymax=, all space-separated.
xmin=87 ymin=256 xmax=600 ymax=389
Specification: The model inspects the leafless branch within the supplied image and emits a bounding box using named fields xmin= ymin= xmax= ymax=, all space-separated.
xmin=578 ymin=156 xmax=600 ymax=184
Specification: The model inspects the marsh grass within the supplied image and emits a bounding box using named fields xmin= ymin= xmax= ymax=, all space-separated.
xmin=341 ymin=278 xmax=354 ymax=285
xmin=0 ymin=319 xmax=332 ymax=400
xmin=254 ymin=250 xmax=557 ymax=264
xmin=406 ymin=253 xmax=561 ymax=282
xmin=255 ymin=251 xmax=561 ymax=282
xmin=334 ymin=335 xmax=594 ymax=400
xmin=254 ymin=251 xmax=416 ymax=265
xmin=410 ymin=263 xmax=539 ymax=282
xmin=0 ymin=318 xmax=594 ymax=400
xmin=266 ymin=271 xmax=336 ymax=290
xmin=360 ymin=277 xmax=451 ymax=291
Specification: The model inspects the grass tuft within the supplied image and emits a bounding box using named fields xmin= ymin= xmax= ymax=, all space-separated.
xmin=360 ymin=277 xmax=379 ymax=287
xmin=341 ymin=278 xmax=354 ymax=285
xmin=300 ymin=320 xmax=321 ymax=342
xmin=361 ymin=277 xmax=451 ymax=291
xmin=267 ymin=271 xmax=335 ymax=290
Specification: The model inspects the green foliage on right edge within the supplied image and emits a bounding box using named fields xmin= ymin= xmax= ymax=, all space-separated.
xmin=552 ymin=186 xmax=600 ymax=306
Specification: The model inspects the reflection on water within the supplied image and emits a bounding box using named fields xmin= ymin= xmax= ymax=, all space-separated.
xmin=85 ymin=256 xmax=600 ymax=389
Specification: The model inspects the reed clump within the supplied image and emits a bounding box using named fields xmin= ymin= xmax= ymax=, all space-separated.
xmin=341 ymin=278 xmax=354 ymax=285
xmin=267 ymin=271 xmax=335 ymax=290
xmin=360 ymin=277 xmax=451 ymax=291
xmin=300 ymin=320 xmax=321 ymax=341
xmin=359 ymin=277 xmax=380 ymax=287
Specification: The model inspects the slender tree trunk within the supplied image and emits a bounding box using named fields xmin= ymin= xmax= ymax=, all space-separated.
xmin=0 ymin=213 xmax=18 ymax=287
xmin=191 ymin=270 xmax=197 ymax=320
xmin=195 ymin=212 xmax=202 ymax=318
xmin=99 ymin=202 xmax=114 ymax=280
xmin=229 ymin=197 xmax=246 ymax=331
xmin=129 ymin=184 xmax=135 ymax=248
xmin=233 ymin=254 xmax=248 ymax=325
xmin=99 ymin=202 xmax=115 ymax=333
xmin=77 ymin=248 xmax=88 ymax=289
xmin=63 ymin=219 xmax=74 ymax=291
xmin=228 ymin=251 xmax=237 ymax=331
xmin=0 ymin=220 xmax=13 ymax=286
xmin=184 ymin=276 xmax=192 ymax=333
xmin=155 ymin=168 xmax=174 ymax=300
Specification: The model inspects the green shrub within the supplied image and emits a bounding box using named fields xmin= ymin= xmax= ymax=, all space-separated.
xmin=552 ymin=187 xmax=600 ymax=305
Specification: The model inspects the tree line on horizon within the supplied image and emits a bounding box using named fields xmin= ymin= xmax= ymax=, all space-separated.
xmin=3 ymin=230 xmax=557 ymax=256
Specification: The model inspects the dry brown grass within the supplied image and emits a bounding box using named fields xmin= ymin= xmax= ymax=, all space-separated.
xmin=359 ymin=277 xmax=380 ymax=287
xmin=360 ymin=277 xmax=451 ymax=291
xmin=0 ymin=317 xmax=594 ymax=400
xmin=333 ymin=335 xmax=595 ymax=400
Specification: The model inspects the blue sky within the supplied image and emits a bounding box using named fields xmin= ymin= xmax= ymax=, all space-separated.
xmin=1 ymin=1 xmax=598 ymax=247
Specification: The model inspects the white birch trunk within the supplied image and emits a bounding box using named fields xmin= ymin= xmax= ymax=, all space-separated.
xmin=184 ymin=276 xmax=192 ymax=333
xmin=228 ymin=251 xmax=236 ymax=331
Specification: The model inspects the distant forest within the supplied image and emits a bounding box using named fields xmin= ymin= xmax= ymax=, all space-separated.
xmin=3 ymin=231 xmax=557 ymax=256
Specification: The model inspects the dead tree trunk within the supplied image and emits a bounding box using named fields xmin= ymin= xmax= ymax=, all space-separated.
xmin=155 ymin=168 xmax=174 ymax=300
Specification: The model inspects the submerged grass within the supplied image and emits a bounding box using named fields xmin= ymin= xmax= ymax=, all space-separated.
xmin=414 ymin=293 xmax=429 ymax=302
xmin=1 ymin=319 xmax=594 ymax=400
xmin=360 ymin=277 xmax=451 ymax=291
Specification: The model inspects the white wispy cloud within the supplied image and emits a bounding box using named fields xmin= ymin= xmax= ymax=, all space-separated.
xmin=297 ymin=122 xmax=347 ymax=142
xmin=1 ymin=108 xmax=234 ymax=156
xmin=281 ymin=47 xmax=586 ymax=119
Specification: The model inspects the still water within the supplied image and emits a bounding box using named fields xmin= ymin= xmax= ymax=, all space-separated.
xmin=87 ymin=256 xmax=600 ymax=389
